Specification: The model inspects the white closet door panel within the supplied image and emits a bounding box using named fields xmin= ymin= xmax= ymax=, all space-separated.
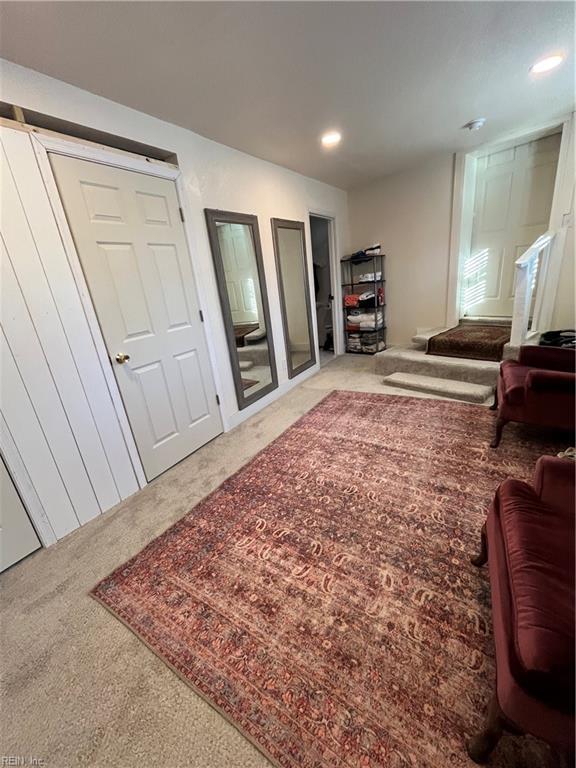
xmin=220 ymin=225 xmax=259 ymax=324
xmin=0 ymin=331 xmax=79 ymax=539
xmin=467 ymin=133 xmax=560 ymax=317
xmin=0 ymin=249 xmax=100 ymax=524
xmin=1 ymin=128 xmax=139 ymax=502
xmin=1 ymin=456 xmax=41 ymax=572
xmin=1 ymin=145 xmax=118 ymax=512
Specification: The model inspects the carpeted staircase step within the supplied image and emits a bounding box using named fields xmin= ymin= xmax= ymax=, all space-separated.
xmin=427 ymin=323 xmax=510 ymax=361
xmin=237 ymin=345 xmax=271 ymax=366
xmin=375 ymin=347 xmax=499 ymax=386
xmin=411 ymin=327 xmax=450 ymax=350
xmin=412 ymin=323 xmax=512 ymax=352
xmin=381 ymin=372 xmax=493 ymax=403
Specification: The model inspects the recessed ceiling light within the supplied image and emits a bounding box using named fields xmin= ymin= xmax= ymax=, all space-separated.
xmin=321 ymin=131 xmax=341 ymax=148
xmin=462 ymin=118 xmax=486 ymax=132
xmin=530 ymin=55 xmax=564 ymax=74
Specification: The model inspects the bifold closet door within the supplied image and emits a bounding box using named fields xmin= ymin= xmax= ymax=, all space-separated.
xmin=1 ymin=457 xmax=41 ymax=572
xmin=466 ymin=133 xmax=561 ymax=317
xmin=50 ymin=155 xmax=223 ymax=480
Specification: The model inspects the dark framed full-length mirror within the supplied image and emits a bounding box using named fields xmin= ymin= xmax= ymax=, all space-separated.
xmin=271 ymin=218 xmax=316 ymax=378
xmin=205 ymin=209 xmax=278 ymax=409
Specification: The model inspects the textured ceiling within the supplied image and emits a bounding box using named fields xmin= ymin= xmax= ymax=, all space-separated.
xmin=0 ymin=1 xmax=573 ymax=189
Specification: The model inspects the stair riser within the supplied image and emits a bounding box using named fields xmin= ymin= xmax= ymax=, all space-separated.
xmin=383 ymin=379 xmax=489 ymax=403
xmin=375 ymin=355 xmax=498 ymax=386
xmin=461 ymin=317 xmax=511 ymax=327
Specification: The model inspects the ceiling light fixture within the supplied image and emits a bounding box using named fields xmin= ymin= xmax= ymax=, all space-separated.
xmin=462 ymin=118 xmax=486 ymax=132
xmin=530 ymin=55 xmax=564 ymax=74
xmin=321 ymin=131 xmax=341 ymax=148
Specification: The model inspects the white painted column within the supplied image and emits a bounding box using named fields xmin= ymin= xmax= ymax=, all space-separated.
xmin=510 ymin=262 xmax=533 ymax=348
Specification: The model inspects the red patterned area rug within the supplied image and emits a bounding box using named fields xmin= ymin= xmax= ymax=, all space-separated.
xmin=427 ymin=324 xmax=510 ymax=362
xmin=92 ymin=391 xmax=561 ymax=768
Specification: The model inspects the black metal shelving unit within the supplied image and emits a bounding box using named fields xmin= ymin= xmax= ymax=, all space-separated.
xmin=341 ymin=253 xmax=386 ymax=355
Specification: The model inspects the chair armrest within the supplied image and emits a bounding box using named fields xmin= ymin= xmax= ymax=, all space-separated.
xmin=534 ymin=456 xmax=575 ymax=512
xmin=518 ymin=345 xmax=576 ymax=372
xmin=525 ymin=369 xmax=576 ymax=393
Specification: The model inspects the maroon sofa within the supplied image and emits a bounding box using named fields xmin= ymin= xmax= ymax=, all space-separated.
xmin=467 ymin=456 xmax=575 ymax=763
xmin=491 ymin=346 xmax=575 ymax=447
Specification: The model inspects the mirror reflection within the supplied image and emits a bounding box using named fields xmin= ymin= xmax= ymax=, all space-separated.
xmin=205 ymin=210 xmax=277 ymax=408
xmin=272 ymin=219 xmax=316 ymax=377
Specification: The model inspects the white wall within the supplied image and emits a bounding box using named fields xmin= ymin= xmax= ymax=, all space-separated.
xmin=348 ymin=155 xmax=454 ymax=346
xmin=0 ymin=59 xmax=349 ymax=432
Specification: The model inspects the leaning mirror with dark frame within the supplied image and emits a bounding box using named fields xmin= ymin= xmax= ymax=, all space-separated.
xmin=271 ymin=218 xmax=316 ymax=378
xmin=204 ymin=209 xmax=278 ymax=409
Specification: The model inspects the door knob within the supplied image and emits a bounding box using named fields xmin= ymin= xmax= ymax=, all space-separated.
xmin=115 ymin=353 xmax=131 ymax=364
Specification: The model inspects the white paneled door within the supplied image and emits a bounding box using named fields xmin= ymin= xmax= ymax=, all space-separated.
xmin=464 ymin=133 xmax=561 ymax=317
xmin=50 ymin=155 xmax=222 ymax=480
xmin=220 ymin=223 xmax=266 ymax=329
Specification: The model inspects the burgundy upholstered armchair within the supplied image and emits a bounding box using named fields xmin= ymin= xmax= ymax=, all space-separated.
xmin=468 ymin=456 xmax=575 ymax=764
xmin=491 ymin=346 xmax=575 ymax=447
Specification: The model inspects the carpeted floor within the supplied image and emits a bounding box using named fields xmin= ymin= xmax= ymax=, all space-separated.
xmin=93 ymin=391 xmax=556 ymax=768
xmin=427 ymin=324 xmax=511 ymax=362
xmin=1 ymin=357 xmax=565 ymax=767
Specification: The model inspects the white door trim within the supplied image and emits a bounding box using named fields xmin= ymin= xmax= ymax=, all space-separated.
xmin=446 ymin=115 xmax=572 ymax=325
xmin=308 ymin=210 xmax=343 ymax=356
xmin=32 ymin=132 xmax=181 ymax=180
xmin=31 ymin=132 xmax=222 ymax=489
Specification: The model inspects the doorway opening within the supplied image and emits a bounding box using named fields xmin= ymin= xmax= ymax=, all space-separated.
xmin=309 ymin=215 xmax=335 ymax=367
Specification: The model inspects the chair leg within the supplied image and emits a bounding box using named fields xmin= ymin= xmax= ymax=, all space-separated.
xmin=471 ymin=523 xmax=488 ymax=567
xmin=490 ymin=417 xmax=507 ymax=448
xmin=467 ymin=693 xmax=505 ymax=764
xmin=489 ymin=388 xmax=498 ymax=411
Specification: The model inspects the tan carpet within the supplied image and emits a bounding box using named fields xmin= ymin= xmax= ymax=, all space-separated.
xmin=1 ymin=357 xmax=560 ymax=767
xmin=2 ymin=385 xmax=327 ymax=768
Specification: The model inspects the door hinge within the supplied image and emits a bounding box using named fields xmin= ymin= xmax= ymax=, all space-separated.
xmin=199 ymin=309 xmax=204 ymax=323
xmin=179 ymin=207 xmax=185 ymax=222
xmin=216 ymin=394 xmax=220 ymax=405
